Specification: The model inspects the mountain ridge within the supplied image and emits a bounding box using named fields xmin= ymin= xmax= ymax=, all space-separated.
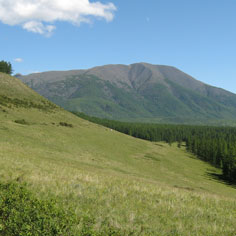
xmin=19 ymin=63 xmax=236 ymax=124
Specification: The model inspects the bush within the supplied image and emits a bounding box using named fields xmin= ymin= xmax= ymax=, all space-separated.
xmin=0 ymin=181 xmax=77 ymax=236
xmin=0 ymin=181 xmax=134 ymax=236
xmin=0 ymin=95 xmax=57 ymax=111
xmin=15 ymin=119 xmax=29 ymax=125
xmin=59 ymin=122 xmax=73 ymax=128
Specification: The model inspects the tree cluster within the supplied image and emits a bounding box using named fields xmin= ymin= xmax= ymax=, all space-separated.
xmin=186 ymin=128 xmax=236 ymax=182
xmin=0 ymin=60 xmax=13 ymax=74
xmin=75 ymin=112 xmax=236 ymax=183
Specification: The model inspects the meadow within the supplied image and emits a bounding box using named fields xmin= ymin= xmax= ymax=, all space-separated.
xmin=0 ymin=73 xmax=236 ymax=235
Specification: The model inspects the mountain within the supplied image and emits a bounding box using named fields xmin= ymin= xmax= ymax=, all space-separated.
xmin=1 ymin=72 xmax=236 ymax=235
xmin=19 ymin=63 xmax=236 ymax=124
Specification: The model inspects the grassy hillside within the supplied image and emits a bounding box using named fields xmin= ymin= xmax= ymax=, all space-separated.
xmin=19 ymin=63 xmax=236 ymax=125
xmin=1 ymin=73 xmax=236 ymax=235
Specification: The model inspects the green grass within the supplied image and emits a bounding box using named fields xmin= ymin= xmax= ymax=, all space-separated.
xmin=0 ymin=73 xmax=236 ymax=235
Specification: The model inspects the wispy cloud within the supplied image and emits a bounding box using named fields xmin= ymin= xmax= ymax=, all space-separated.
xmin=14 ymin=58 xmax=23 ymax=63
xmin=0 ymin=0 xmax=116 ymax=36
xmin=23 ymin=22 xmax=56 ymax=36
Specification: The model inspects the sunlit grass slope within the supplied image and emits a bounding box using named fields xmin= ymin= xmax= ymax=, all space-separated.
xmin=0 ymin=72 xmax=236 ymax=235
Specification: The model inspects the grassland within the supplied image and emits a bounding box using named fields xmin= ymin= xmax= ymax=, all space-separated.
xmin=0 ymin=73 xmax=236 ymax=235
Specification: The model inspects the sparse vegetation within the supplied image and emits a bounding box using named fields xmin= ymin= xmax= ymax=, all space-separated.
xmin=0 ymin=95 xmax=56 ymax=111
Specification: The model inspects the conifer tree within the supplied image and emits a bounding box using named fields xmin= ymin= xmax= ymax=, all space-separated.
xmin=0 ymin=60 xmax=13 ymax=75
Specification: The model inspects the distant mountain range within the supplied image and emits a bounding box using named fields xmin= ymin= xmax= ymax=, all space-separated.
xmin=19 ymin=63 xmax=236 ymax=124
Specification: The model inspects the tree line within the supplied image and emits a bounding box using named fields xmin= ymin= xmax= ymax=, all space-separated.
xmin=74 ymin=112 xmax=236 ymax=183
xmin=0 ymin=60 xmax=13 ymax=75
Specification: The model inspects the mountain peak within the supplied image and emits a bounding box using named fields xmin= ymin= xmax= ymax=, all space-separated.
xmin=18 ymin=63 xmax=236 ymax=124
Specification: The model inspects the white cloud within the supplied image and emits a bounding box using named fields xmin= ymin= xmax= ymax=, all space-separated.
xmin=14 ymin=58 xmax=23 ymax=63
xmin=0 ymin=0 xmax=116 ymax=35
xmin=23 ymin=21 xmax=56 ymax=36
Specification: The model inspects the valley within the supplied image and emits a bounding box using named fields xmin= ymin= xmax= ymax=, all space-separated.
xmin=0 ymin=72 xmax=236 ymax=235
xmin=1 ymin=1 xmax=236 ymax=235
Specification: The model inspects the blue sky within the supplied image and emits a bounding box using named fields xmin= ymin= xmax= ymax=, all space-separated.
xmin=1 ymin=0 xmax=236 ymax=93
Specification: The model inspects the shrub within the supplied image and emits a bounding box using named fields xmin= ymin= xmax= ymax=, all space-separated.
xmin=0 ymin=95 xmax=56 ymax=111
xmin=0 ymin=181 xmax=136 ymax=235
xmin=15 ymin=119 xmax=29 ymax=125
xmin=59 ymin=122 xmax=73 ymax=128
xmin=0 ymin=181 xmax=77 ymax=236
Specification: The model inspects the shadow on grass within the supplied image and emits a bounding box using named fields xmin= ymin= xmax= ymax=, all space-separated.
xmin=185 ymin=151 xmax=236 ymax=189
xmin=206 ymin=170 xmax=236 ymax=189
xmin=185 ymin=152 xmax=199 ymax=160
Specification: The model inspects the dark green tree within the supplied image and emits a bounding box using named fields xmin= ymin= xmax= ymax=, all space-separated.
xmin=0 ymin=60 xmax=13 ymax=75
